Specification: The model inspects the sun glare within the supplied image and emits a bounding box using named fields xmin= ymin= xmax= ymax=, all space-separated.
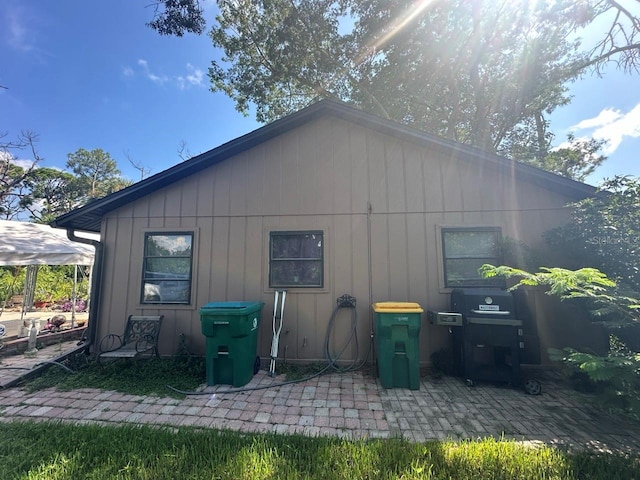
xmin=369 ymin=0 xmax=437 ymax=53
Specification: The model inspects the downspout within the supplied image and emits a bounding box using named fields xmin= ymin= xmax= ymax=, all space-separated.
xmin=66 ymin=230 xmax=104 ymax=353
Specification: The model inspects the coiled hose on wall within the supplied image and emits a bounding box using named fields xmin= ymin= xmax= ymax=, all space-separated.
xmin=324 ymin=294 xmax=371 ymax=373
xmin=166 ymin=294 xmax=373 ymax=396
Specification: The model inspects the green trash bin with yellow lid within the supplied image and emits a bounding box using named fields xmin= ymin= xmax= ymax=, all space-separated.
xmin=372 ymin=302 xmax=423 ymax=390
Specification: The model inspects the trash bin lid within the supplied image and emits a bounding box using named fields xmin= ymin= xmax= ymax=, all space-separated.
xmin=199 ymin=301 xmax=264 ymax=314
xmin=372 ymin=302 xmax=424 ymax=313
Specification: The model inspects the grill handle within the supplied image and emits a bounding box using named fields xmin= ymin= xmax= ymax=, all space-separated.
xmin=470 ymin=309 xmax=511 ymax=315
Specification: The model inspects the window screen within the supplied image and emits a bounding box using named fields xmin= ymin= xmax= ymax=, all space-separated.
xmin=269 ymin=231 xmax=323 ymax=288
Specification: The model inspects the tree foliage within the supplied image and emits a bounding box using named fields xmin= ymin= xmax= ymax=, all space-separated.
xmin=534 ymin=134 xmax=607 ymax=182
xmin=21 ymin=168 xmax=84 ymax=224
xmin=545 ymin=175 xmax=640 ymax=290
xmin=146 ymin=1 xmax=639 ymax=180
xmin=66 ymin=148 xmax=132 ymax=203
xmin=482 ymin=264 xmax=640 ymax=417
xmin=504 ymin=131 xmax=608 ymax=182
xmin=0 ymin=131 xmax=42 ymax=219
xmin=147 ymin=0 xmax=205 ymax=36
xmin=577 ymin=0 xmax=640 ymax=74
xmin=1 ymin=140 xmax=131 ymax=223
xmin=481 ymin=264 xmax=638 ymax=327
xmin=208 ymin=0 xmax=583 ymax=154
xmin=150 ymin=0 xmax=640 ymax=74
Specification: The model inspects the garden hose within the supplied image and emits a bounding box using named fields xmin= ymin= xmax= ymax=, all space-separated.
xmin=0 ymin=361 xmax=76 ymax=374
xmin=324 ymin=294 xmax=372 ymax=373
xmin=34 ymin=360 xmax=77 ymax=374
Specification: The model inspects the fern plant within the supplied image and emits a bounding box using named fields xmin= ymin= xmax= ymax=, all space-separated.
xmin=483 ymin=264 xmax=640 ymax=418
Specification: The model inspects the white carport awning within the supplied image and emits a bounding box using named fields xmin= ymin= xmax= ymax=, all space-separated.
xmin=0 ymin=220 xmax=96 ymax=266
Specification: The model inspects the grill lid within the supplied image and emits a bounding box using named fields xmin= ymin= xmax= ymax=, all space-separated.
xmin=451 ymin=288 xmax=515 ymax=317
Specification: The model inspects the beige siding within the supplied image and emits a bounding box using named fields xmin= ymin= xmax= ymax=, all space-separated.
xmin=98 ymin=116 xmax=583 ymax=364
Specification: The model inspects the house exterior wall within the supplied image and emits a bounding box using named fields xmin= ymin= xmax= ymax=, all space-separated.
xmin=97 ymin=116 xmax=584 ymax=364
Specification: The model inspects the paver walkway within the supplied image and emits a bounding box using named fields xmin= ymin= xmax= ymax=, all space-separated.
xmin=0 ymin=340 xmax=80 ymax=387
xmin=1 ymin=342 xmax=639 ymax=454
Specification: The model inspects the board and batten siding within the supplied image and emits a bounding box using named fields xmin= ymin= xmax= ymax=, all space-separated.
xmin=98 ymin=116 xmax=577 ymax=364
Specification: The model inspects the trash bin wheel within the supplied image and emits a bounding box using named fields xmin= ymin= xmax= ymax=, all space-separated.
xmin=465 ymin=378 xmax=474 ymax=387
xmin=524 ymin=378 xmax=542 ymax=395
xmin=253 ymin=356 xmax=261 ymax=375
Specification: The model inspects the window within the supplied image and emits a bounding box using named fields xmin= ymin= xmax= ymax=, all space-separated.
xmin=141 ymin=233 xmax=193 ymax=304
xmin=269 ymin=231 xmax=323 ymax=288
xmin=441 ymin=227 xmax=503 ymax=288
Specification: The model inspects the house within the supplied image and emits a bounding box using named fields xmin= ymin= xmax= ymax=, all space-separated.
xmin=52 ymin=99 xmax=599 ymax=366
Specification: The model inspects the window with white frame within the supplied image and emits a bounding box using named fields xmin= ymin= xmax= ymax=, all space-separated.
xmin=269 ymin=231 xmax=323 ymax=288
xmin=141 ymin=232 xmax=193 ymax=304
xmin=441 ymin=227 xmax=503 ymax=288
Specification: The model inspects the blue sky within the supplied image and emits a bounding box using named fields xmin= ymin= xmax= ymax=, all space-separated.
xmin=1 ymin=0 xmax=639 ymax=187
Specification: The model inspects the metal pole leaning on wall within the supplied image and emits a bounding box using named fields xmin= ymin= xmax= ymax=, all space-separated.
xmin=269 ymin=290 xmax=286 ymax=377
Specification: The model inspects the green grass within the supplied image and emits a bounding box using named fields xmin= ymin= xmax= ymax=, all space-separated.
xmin=23 ymin=356 xmax=206 ymax=398
xmin=0 ymin=421 xmax=637 ymax=480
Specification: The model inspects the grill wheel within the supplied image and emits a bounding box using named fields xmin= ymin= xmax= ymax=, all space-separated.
xmin=524 ymin=378 xmax=542 ymax=395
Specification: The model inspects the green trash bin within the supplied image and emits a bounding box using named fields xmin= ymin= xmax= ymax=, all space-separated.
xmin=200 ymin=301 xmax=264 ymax=387
xmin=372 ymin=302 xmax=423 ymax=390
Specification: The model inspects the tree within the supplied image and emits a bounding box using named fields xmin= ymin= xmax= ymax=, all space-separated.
xmin=0 ymin=131 xmax=42 ymax=219
xmin=545 ymin=176 xmax=640 ymax=291
xmin=149 ymin=1 xmax=639 ymax=69
xmin=21 ymin=168 xmax=84 ymax=224
xmin=3 ymin=138 xmax=131 ymax=221
xmin=537 ymin=134 xmax=607 ymax=181
xmin=124 ymin=151 xmax=152 ymax=181
xmin=573 ymin=0 xmax=640 ymax=74
xmin=147 ymin=0 xmax=205 ymax=36
xmin=208 ymin=0 xmax=585 ymax=154
xmin=146 ymin=1 xmax=638 ymax=180
xmin=66 ymin=148 xmax=132 ymax=202
xmin=501 ymin=124 xmax=608 ymax=181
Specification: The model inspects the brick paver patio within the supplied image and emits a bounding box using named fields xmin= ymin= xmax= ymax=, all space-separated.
xmin=1 ymin=341 xmax=639 ymax=454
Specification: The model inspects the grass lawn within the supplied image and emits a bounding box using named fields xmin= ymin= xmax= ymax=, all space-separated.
xmin=1 ymin=421 xmax=638 ymax=480
xmin=22 ymin=356 xmax=206 ymax=398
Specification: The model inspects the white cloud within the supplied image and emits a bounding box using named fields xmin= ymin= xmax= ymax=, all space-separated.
xmin=2 ymin=4 xmax=35 ymax=52
xmin=135 ymin=58 xmax=169 ymax=85
xmin=177 ymin=63 xmax=205 ymax=90
xmin=0 ymin=151 xmax=36 ymax=170
xmin=570 ymin=104 xmax=640 ymax=154
xmin=126 ymin=59 xmax=205 ymax=90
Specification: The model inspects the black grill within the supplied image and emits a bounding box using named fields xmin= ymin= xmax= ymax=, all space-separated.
xmin=450 ymin=288 xmax=523 ymax=387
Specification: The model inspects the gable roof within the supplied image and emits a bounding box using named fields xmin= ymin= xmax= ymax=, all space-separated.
xmin=52 ymin=99 xmax=597 ymax=233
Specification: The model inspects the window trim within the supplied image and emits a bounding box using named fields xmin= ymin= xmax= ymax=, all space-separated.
xmin=440 ymin=226 xmax=503 ymax=289
xmin=269 ymin=230 xmax=324 ymax=289
xmin=141 ymin=231 xmax=195 ymax=305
